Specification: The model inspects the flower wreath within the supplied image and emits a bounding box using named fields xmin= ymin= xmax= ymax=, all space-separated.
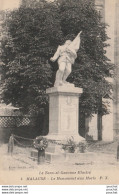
xmin=33 ymin=136 xmax=48 ymax=151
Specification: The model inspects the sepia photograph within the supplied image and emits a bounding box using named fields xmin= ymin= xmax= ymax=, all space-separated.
xmin=0 ymin=0 xmax=119 ymax=185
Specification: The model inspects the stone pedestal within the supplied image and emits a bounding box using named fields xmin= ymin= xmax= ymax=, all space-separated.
xmin=46 ymin=84 xmax=83 ymax=142
xmin=45 ymin=84 xmax=84 ymax=162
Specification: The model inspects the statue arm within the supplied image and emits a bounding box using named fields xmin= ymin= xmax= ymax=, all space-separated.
xmin=50 ymin=46 xmax=60 ymax=62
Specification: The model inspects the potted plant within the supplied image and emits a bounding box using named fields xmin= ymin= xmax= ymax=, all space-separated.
xmin=62 ymin=137 xmax=77 ymax=153
xmin=78 ymin=142 xmax=86 ymax=153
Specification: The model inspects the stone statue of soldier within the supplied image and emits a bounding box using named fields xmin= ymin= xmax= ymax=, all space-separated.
xmin=50 ymin=31 xmax=82 ymax=87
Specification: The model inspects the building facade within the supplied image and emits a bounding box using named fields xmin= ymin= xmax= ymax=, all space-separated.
xmin=95 ymin=0 xmax=119 ymax=137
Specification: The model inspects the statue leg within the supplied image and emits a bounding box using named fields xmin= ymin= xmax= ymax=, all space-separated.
xmin=54 ymin=62 xmax=66 ymax=86
xmin=62 ymin=62 xmax=72 ymax=83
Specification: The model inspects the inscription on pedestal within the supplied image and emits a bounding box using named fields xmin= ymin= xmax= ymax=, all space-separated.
xmin=60 ymin=105 xmax=77 ymax=134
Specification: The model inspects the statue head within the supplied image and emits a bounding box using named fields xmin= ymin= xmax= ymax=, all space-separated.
xmin=64 ymin=40 xmax=72 ymax=45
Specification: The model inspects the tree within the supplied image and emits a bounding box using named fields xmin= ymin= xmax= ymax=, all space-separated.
xmin=56 ymin=0 xmax=114 ymax=115
xmin=1 ymin=2 xmax=63 ymax=115
xmin=0 ymin=0 xmax=114 ymax=116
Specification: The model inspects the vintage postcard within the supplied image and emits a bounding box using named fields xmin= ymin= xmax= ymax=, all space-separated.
xmin=0 ymin=0 xmax=119 ymax=185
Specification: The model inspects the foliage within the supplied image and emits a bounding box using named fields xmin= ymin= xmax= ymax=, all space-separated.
xmin=78 ymin=142 xmax=86 ymax=153
xmin=62 ymin=137 xmax=77 ymax=153
xmin=0 ymin=0 xmax=115 ymax=115
xmin=62 ymin=137 xmax=86 ymax=153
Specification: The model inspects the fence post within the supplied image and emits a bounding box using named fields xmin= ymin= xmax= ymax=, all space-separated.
xmin=38 ymin=149 xmax=45 ymax=165
xmin=8 ymin=134 xmax=14 ymax=156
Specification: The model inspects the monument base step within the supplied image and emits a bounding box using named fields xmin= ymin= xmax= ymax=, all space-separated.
xmin=30 ymin=149 xmax=96 ymax=164
xmin=45 ymin=151 xmax=95 ymax=164
xmin=45 ymin=134 xmax=85 ymax=143
xmin=45 ymin=152 xmax=66 ymax=163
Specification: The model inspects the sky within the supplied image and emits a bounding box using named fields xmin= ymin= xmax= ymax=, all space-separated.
xmin=0 ymin=0 xmax=21 ymax=10
xmin=0 ymin=0 xmax=55 ymax=10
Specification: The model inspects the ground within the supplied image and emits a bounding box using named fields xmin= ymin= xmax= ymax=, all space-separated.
xmin=0 ymin=139 xmax=119 ymax=170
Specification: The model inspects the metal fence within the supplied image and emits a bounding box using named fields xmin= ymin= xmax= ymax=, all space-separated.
xmin=0 ymin=116 xmax=38 ymax=128
xmin=0 ymin=116 xmax=41 ymax=143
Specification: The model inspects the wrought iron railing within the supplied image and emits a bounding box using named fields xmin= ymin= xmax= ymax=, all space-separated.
xmin=0 ymin=116 xmax=38 ymax=127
